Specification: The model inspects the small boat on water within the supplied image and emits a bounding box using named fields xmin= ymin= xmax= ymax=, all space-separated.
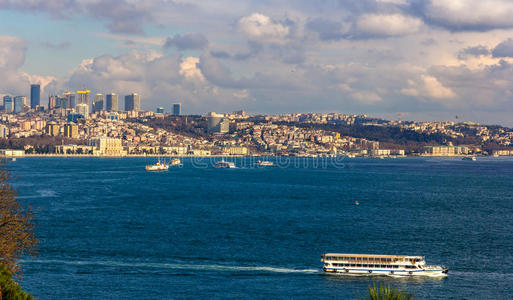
xmin=321 ymin=253 xmax=448 ymax=277
xmin=145 ymin=157 xmax=169 ymax=171
xmin=170 ymin=158 xmax=182 ymax=166
xmin=256 ymin=160 xmax=274 ymax=166
xmin=462 ymin=156 xmax=477 ymax=161
xmin=214 ymin=160 xmax=236 ymax=168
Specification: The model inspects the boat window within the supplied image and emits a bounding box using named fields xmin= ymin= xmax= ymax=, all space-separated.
xmin=393 ymin=265 xmax=398 ymax=268
xmin=357 ymin=264 xmax=362 ymax=267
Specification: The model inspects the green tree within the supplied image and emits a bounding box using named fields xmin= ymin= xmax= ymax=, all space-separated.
xmin=358 ymin=283 xmax=416 ymax=300
xmin=0 ymin=264 xmax=33 ymax=300
xmin=0 ymin=165 xmax=38 ymax=277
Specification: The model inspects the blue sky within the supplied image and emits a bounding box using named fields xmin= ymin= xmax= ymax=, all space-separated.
xmin=1 ymin=0 xmax=513 ymax=125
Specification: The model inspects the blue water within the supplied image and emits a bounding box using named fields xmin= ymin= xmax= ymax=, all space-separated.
xmin=8 ymin=157 xmax=513 ymax=299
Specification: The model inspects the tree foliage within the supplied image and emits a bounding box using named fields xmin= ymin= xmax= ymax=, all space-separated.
xmin=358 ymin=283 xmax=416 ymax=300
xmin=0 ymin=164 xmax=38 ymax=277
xmin=0 ymin=264 xmax=33 ymax=300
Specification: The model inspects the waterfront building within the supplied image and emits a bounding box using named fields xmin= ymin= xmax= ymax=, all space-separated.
xmin=93 ymin=94 xmax=104 ymax=112
xmin=423 ymin=146 xmax=469 ymax=156
xmin=223 ymin=146 xmax=248 ymax=155
xmin=63 ymin=123 xmax=79 ymax=139
xmin=106 ymin=93 xmax=118 ymax=111
xmin=30 ymin=84 xmax=40 ymax=109
xmin=77 ymin=90 xmax=90 ymax=105
xmin=13 ymin=96 xmax=26 ymax=113
xmin=156 ymin=107 xmax=165 ymax=114
xmin=3 ymin=96 xmax=13 ymax=113
xmin=45 ymin=122 xmax=60 ymax=136
xmin=75 ymin=103 xmax=89 ymax=119
xmin=0 ymin=149 xmax=24 ymax=157
xmin=124 ymin=93 xmax=140 ymax=111
xmin=173 ymin=103 xmax=181 ymax=115
xmin=88 ymin=137 xmax=125 ymax=156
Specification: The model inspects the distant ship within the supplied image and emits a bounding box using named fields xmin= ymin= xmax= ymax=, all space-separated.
xmin=321 ymin=253 xmax=448 ymax=277
xmin=256 ymin=160 xmax=274 ymax=166
xmin=170 ymin=158 xmax=182 ymax=166
xmin=214 ymin=160 xmax=236 ymax=168
xmin=462 ymin=156 xmax=477 ymax=161
xmin=145 ymin=158 xmax=169 ymax=171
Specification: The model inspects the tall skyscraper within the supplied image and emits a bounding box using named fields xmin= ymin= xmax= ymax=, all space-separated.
xmin=3 ymin=96 xmax=13 ymax=113
xmin=13 ymin=96 xmax=26 ymax=113
xmin=63 ymin=92 xmax=76 ymax=109
xmin=93 ymin=94 xmax=104 ymax=113
xmin=106 ymin=93 xmax=118 ymax=111
xmin=75 ymin=103 xmax=89 ymax=119
xmin=30 ymin=84 xmax=40 ymax=109
xmin=77 ymin=90 xmax=90 ymax=105
xmin=48 ymin=95 xmax=56 ymax=110
xmin=172 ymin=103 xmax=181 ymax=115
xmin=56 ymin=96 xmax=67 ymax=109
xmin=124 ymin=93 xmax=140 ymax=111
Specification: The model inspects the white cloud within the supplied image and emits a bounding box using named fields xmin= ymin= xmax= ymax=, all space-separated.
xmin=351 ymin=91 xmax=383 ymax=103
xmin=238 ymin=13 xmax=290 ymax=44
xmin=233 ymin=89 xmax=249 ymax=99
xmin=356 ymin=14 xmax=422 ymax=36
xmin=401 ymin=75 xmax=456 ymax=100
xmin=425 ymin=0 xmax=513 ymax=30
xmin=179 ymin=57 xmax=205 ymax=82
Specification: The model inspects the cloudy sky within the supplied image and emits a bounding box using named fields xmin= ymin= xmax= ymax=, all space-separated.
xmin=1 ymin=0 xmax=513 ymax=125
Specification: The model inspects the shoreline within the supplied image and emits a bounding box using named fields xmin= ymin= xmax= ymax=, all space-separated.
xmin=2 ymin=154 xmax=509 ymax=158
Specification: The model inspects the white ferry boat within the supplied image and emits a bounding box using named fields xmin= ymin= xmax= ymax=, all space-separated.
xmin=321 ymin=253 xmax=448 ymax=277
xmin=170 ymin=158 xmax=182 ymax=166
xmin=214 ymin=160 xmax=237 ymax=168
xmin=462 ymin=156 xmax=476 ymax=161
xmin=145 ymin=158 xmax=169 ymax=171
xmin=256 ymin=160 xmax=274 ymax=166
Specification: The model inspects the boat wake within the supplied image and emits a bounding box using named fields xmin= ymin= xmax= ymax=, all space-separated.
xmin=21 ymin=259 xmax=319 ymax=275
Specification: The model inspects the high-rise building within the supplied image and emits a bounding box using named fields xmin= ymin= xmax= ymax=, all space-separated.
xmin=106 ymin=93 xmax=118 ymax=111
xmin=63 ymin=92 xmax=76 ymax=109
xmin=156 ymin=107 xmax=164 ymax=114
xmin=77 ymin=90 xmax=90 ymax=105
xmin=172 ymin=103 xmax=181 ymax=115
xmin=0 ymin=124 xmax=9 ymax=138
xmin=56 ymin=96 xmax=67 ymax=109
xmin=207 ymin=112 xmax=228 ymax=133
xmin=63 ymin=123 xmax=79 ymax=138
xmin=3 ymin=96 xmax=13 ymax=113
xmin=75 ymin=103 xmax=89 ymax=119
xmin=13 ymin=96 xmax=26 ymax=113
xmin=93 ymin=94 xmax=104 ymax=113
xmin=124 ymin=93 xmax=140 ymax=111
xmin=30 ymin=84 xmax=40 ymax=109
xmin=48 ymin=95 xmax=56 ymax=110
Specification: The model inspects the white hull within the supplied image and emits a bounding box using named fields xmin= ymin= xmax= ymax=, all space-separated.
xmin=323 ymin=267 xmax=447 ymax=277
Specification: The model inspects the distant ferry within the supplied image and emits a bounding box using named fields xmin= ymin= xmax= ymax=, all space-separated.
xmin=214 ymin=160 xmax=236 ymax=168
xmin=321 ymin=253 xmax=448 ymax=277
xmin=256 ymin=160 xmax=274 ymax=166
xmin=145 ymin=158 xmax=169 ymax=171
xmin=462 ymin=156 xmax=476 ymax=161
xmin=170 ymin=158 xmax=182 ymax=166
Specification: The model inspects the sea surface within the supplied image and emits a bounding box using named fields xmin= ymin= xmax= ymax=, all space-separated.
xmin=7 ymin=157 xmax=513 ymax=299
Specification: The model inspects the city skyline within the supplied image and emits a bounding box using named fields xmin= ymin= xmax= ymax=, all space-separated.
xmin=1 ymin=1 xmax=513 ymax=125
